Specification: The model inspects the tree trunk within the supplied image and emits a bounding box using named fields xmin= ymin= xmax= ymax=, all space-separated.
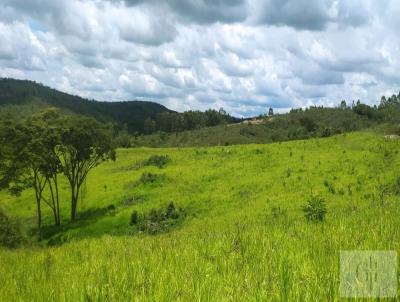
xmin=36 ymin=200 xmax=42 ymax=230
xmin=48 ymin=180 xmax=60 ymax=226
xmin=70 ymin=188 xmax=79 ymax=221
xmin=54 ymin=175 xmax=61 ymax=225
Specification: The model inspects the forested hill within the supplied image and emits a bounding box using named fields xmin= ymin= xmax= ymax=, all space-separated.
xmin=0 ymin=78 xmax=172 ymax=133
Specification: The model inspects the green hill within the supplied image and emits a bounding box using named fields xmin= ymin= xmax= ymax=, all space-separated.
xmin=0 ymin=78 xmax=172 ymax=133
xmin=131 ymin=107 xmax=390 ymax=147
xmin=1 ymin=132 xmax=400 ymax=300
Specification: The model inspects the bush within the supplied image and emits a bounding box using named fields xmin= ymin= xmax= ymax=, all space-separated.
xmin=321 ymin=127 xmax=333 ymax=137
xmin=129 ymin=202 xmax=185 ymax=234
xmin=139 ymin=172 xmax=159 ymax=184
xmin=144 ymin=155 xmax=170 ymax=168
xmin=130 ymin=211 xmax=139 ymax=225
xmin=0 ymin=210 xmax=23 ymax=248
xmin=303 ymin=196 xmax=327 ymax=222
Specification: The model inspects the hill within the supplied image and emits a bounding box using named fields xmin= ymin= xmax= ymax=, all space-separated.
xmin=0 ymin=78 xmax=172 ymax=133
xmin=131 ymin=106 xmax=393 ymax=147
xmin=1 ymin=132 xmax=400 ymax=299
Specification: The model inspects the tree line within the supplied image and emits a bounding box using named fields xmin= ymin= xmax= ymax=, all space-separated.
xmin=143 ymin=108 xmax=236 ymax=134
xmin=0 ymin=108 xmax=115 ymax=231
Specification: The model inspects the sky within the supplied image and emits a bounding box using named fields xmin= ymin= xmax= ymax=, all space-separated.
xmin=0 ymin=0 xmax=399 ymax=117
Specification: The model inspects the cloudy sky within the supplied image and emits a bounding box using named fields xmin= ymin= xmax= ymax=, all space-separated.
xmin=0 ymin=0 xmax=399 ymax=116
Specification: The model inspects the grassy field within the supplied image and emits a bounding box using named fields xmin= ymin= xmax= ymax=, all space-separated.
xmin=1 ymin=131 xmax=400 ymax=300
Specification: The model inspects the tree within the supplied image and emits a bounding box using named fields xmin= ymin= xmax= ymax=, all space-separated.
xmin=268 ymin=107 xmax=274 ymax=116
xmin=144 ymin=118 xmax=156 ymax=134
xmin=340 ymin=100 xmax=347 ymax=110
xmin=0 ymin=111 xmax=62 ymax=229
xmin=29 ymin=110 xmax=63 ymax=226
xmin=57 ymin=116 xmax=116 ymax=221
xmin=0 ymin=121 xmax=48 ymax=228
xmin=299 ymin=117 xmax=317 ymax=132
xmin=380 ymin=96 xmax=387 ymax=108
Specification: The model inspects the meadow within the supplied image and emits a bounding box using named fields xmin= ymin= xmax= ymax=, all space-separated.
xmin=1 ymin=131 xmax=400 ymax=301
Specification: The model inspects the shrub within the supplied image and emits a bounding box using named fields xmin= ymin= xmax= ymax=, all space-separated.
xmin=303 ymin=196 xmax=327 ymax=222
xmin=107 ymin=204 xmax=116 ymax=211
xmin=130 ymin=211 xmax=139 ymax=225
xmin=144 ymin=155 xmax=170 ymax=168
xmin=0 ymin=210 xmax=23 ymax=248
xmin=166 ymin=202 xmax=178 ymax=219
xmin=321 ymin=127 xmax=332 ymax=137
xmin=129 ymin=202 xmax=185 ymax=234
xmin=139 ymin=172 xmax=159 ymax=184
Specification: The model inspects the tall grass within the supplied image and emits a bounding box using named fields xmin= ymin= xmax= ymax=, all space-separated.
xmin=0 ymin=132 xmax=399 ymax=300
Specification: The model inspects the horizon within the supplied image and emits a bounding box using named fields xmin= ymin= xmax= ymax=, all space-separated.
xmin=2 ymin=77 xmax=392 ymax=118
xmin=0 ymin=0 xmax=399 ymax=117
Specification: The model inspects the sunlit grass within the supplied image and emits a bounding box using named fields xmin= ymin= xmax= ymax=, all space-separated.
xmin=1 ymin=131 xmax=400 ymax=300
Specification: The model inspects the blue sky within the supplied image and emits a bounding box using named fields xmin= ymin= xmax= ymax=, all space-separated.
xmin=0 ymin=0 xmax=399 ymax=117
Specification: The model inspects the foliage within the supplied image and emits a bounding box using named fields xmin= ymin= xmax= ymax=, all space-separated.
xmin=0 ymin=108 xmax=116 ymax=227
xmin=0 ymin=78 xmax=171 ymax=133
xmin=0 ymin=210 xmax=23 ymax=249
xmin=0 ymin=79 xmax=238 ymax=135
xmin=129 ymin=202 xmax=185 ymax=234
xmin=1 ymin=131 xmax=400 ymax=300
xmin=303 ymin=196 xmax=327 ymax=222
xmin=138 ymin=172 xmax=160 ymax=185
xmin=143 ymin=155 xmax=170 ymax=168
xmin=152 ymin=108 xmax=236 ymax=134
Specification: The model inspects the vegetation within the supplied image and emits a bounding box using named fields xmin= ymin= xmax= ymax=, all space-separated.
xmin=3 ymin=78 xmax=400 ymax=149
xmin=0 ymin=109 xmax=116 ymax=229
xmin=142 ymin=155 xmax=170 ymax=168
xmin=0 ymin=209 xmax=23 ymax=249
xmin=1 ymin=131 xmax=400 ymax=299
xmin=2 ymin=78 xmax=400 ymax=300
xmin=130 ymin=107 xmax=366 ymax=147
xmin=0 ymin=78 xmax=236 ymax=135
xmin=130 ymin=202 xmax=185 ymax=234
xmin=302 ymin=196 xmax=327 ymax=222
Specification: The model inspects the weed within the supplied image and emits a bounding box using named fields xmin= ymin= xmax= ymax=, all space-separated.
xmin=303 ymin=196 xmax=327 ymax=222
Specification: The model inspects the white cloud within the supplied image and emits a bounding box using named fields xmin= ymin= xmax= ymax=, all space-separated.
xmin=0 ymin=0 xmax=399 ymax=117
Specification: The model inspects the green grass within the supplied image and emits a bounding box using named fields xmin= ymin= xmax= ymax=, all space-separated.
xmin=1 ymin=131 xmax=400 ymax=300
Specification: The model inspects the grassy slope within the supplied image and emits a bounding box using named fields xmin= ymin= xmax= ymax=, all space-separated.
xmin=132 ymin=108 xmax=376 ymax=148
xmin=1 ymin=132 xmax=400 ymax=300
xmin=132 ymin=123 xmax=275 ymax=147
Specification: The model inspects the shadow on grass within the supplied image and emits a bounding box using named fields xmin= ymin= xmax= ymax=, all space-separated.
xmin=39 ymin=205 xmax=116 ymax=246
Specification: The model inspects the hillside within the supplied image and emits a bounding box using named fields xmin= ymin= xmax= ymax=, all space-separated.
xmin=1 ymin=132 xmax=400 ymax=300
xmin=131 ymin=107 xmax=387 ymax=147
xmin=0 ymin=78 xmax=172 ymax=133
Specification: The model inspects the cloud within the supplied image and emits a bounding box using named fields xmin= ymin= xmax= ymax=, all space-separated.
xmin=254 ymin=0 xmax=370 ymax=30
xmin=166 ymin=0 xmax=248 ymax=24
xmin=0 ymin=0 xmax=399 ymax=117
xmin=122 ymin=0 xmax=249 ymax=24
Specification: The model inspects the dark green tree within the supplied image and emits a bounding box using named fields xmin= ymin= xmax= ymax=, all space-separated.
xmin=0 ymin=110 xmax=62 ymax=228
xmin=144 ymin=117 xmax=156 ymax=134
xmin=268 ymin=107 xmax=274 ymax=116
xmin=57 ymin=116 xmax=116 ymax=221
